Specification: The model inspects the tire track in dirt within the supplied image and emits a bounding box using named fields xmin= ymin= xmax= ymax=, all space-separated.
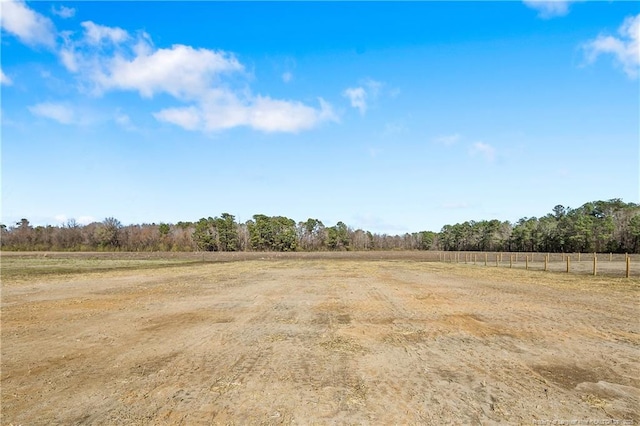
xmin=2 ymin=259 xmax=638 ymax=424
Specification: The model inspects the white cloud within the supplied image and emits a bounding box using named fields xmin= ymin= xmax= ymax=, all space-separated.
xmin=155 ymin=96 xmax=337 ymax=133
xmin=469 ymin=142 xmax=496 ymax=162
xmin=248 ymin=96 xmax=337 ymax=133
xmin=282 ymin=71 xmax=293 ymax=83
xmin=0 ymin=0 xmax=56 ymax=48
xmin=61 ymin=26 xmax=243 ymax=99
xmin=0 ymin=69 xmax=12 ymax=85
xmin=28 ymin=102 xmax=75 ymax=124
xmin=60 ymin=24 xmax=335 ymax=133
xmin=100 ymin=45 xmax=243 ymax=98
xmin=583 ymin=14 xmax=640 ymax=79
xmin=343 ymin=86 xmax=367 ymax=115
xmin=523 ymin=1 xmax=573 ymax=19
xmin=154 ymin=106 xmax=201 ymax=131
xmin=434 ymin=133 xmax=461 ymax=146
xmin=51 ymin=5 xmax=75 ymax=19
xmin=81 ymin=21 xmax=129 ymax=45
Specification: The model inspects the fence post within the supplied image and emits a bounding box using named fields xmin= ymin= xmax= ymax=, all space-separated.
xmin=526 ymin=255 xmax=529 ymax=270
xmin=593 ymin=254 xmax=597 ymax=276
xmin=544 ymin=255 xmax=548 ymax=271
xmin=485 ymin=253 xmax=488 ymax=266
xmin=626 ymin=256 xmax=631 ymax=278
xmin=496 ymin=254 xmax=499 ymax=267
xmin=566 ymin=255 xmax=570 ymax=273
xmin=578 ymin=252 xmax=581 ymax=262
xmin=474 ymin=254 xmax=477 ymax=265
xmin=510 ymin=255 xmax=513 ymax=268
xmin=609 ymin=252 xmax=612 ymax=262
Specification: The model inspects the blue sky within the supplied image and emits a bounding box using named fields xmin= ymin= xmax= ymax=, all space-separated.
xmin=1 ymin=1 xmax=638 ymax=234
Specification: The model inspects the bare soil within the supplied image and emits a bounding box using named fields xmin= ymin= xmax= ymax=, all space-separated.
xmin=1 ymin=253 xmax=639 ymax=424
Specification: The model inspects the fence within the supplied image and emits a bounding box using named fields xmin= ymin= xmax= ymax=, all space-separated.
xmin=436 ymin=251 xmax=637 ymax=278
xmin=1 ymin=250 xmax=637 ymax=278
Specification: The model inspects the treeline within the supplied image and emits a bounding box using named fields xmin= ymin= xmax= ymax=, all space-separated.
xmin=438 ymin=199 xmax=640 ymax=253
xmin=1 ymin=199 xmax=638 ymax=253
xmin=0 ymin=215 xmax=434 ymax=252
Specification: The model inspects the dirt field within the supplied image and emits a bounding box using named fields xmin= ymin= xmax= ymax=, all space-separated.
xmin=1 ymin=253 xmax=639 ymax=424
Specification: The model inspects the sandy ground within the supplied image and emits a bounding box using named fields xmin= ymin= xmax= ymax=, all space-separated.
xmin=1 ymin=255 xmax=639 ymax=424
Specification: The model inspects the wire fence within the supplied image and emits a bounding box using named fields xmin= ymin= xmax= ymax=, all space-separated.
xmin=436 ymin=251 xmax=637 ymax=278
xmin=1 ymin=250 xmax=637 ymax=278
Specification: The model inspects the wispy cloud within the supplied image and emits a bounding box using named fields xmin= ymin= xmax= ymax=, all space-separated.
xmin=343 ymin=78 xmax=383 ymax=116
xmin=343 ymin=86 xmax=367 ymax=115
xmin=523 ymin=1 xmax=573 ymax=19
xmin=362 ymin=78 xmax=382 ymax=98
xmin=583 ymin=14 xmax=640 ymax=79
xmin=51 ymin=5 xmax=76 ymax=19
xmin=0 ymin=69 xmax=12 ymax=86
xmin=282 ymin=71 xmax=293 ymax=83
xmin=114 ymin=110 xmax=140 ymax=132
xmin=28 ymin=102 xmax=75 ymax=124
xmin=0 ymin=0 xmax=56 ymax=48
xmin=433 ymin=133 xmax=461 ymax=146
xmin=469 ymin=141 xmax=496 ymax=162
xmin=155 ymin=97 xmax=336 ymax=133
xmin=153 ymin=106 xmax=201 ymax=131
xmin=382 ymin=121 xmax=408 ymax=137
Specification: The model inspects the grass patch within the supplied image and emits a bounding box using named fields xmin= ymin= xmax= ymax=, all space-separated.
xmin=0 ymin=255 xmax=199 ymax=282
